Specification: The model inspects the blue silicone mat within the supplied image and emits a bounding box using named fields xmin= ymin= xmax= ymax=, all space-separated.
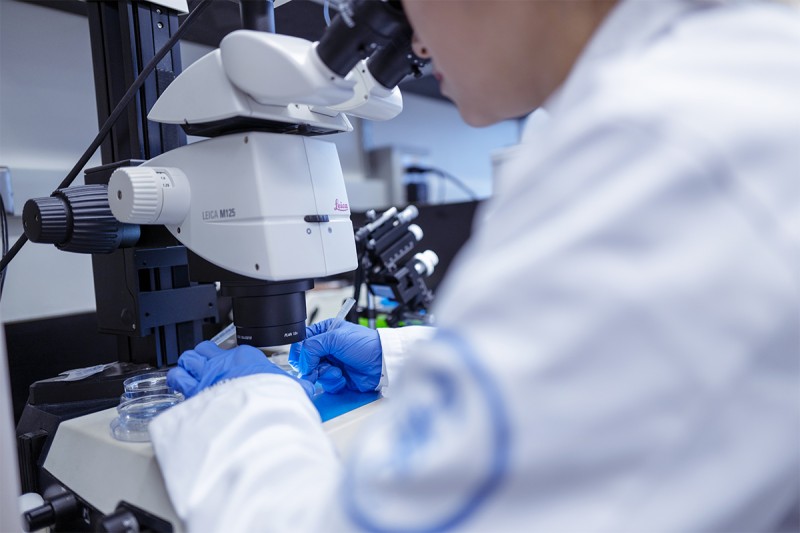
xmin=312 ymin=389 xmax=381 ymax=422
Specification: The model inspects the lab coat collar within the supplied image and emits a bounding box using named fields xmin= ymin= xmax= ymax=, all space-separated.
xmin=542 ymin=0 xmax=702 ymax=119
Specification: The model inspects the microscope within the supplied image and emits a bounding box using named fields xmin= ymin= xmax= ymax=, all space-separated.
xmin=26 ymin=0 xmax=426 ymax=350
xmin=111 ymin=0 xmax=429 ymax=348
xmin=14 ymin=1 xmax=429 ymax=530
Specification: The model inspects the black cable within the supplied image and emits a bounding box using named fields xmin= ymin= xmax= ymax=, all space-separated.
xmin=405 ymin=165 xmax=479 ymax=201
xmin=0 ymin=0 xmax=212 ymax=279
xmin=0 ymin=195 xmax=7 ymax=298
xmin=352 ymin=252 xmax=366 ymax=321
xmin=0 ymin=197 xmax=7 ymax=255
xmin=436 ymin=167 xmax=478 ymax=200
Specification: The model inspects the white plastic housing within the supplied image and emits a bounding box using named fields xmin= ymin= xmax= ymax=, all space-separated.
xmin=148 ymin=49 xmax=352 ymax=133
xmin=148 ymin=30 xmax=404 ymax=128
xmin=114 ymin=132 xmax=357 ymax=281
xmin=324 ymin=60 xmax=403 ymax=121
xmin=221 ymin=31 xmax=356 ymax=107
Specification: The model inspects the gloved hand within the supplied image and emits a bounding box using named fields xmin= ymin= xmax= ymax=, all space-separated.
xmin=167 ymin=341 xmax=315 ymax=399
xmin=289 ymin=319 xmax=382 ymax=394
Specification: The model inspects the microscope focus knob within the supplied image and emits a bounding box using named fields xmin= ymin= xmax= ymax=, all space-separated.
xmin=109 ymin=166 xmax=190 ymax=225
xmin=22 ymin=196 xmax=69 ymax=244
xmin=22 ymin=185 xmax=140 ymax=253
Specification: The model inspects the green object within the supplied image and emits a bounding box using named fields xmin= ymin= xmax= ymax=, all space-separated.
xmin=358 ymin=316 xmax=390 ymax=328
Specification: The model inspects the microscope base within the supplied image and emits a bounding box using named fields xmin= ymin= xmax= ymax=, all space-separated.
xmin=41 ymin=393 xmax=383 ymax=531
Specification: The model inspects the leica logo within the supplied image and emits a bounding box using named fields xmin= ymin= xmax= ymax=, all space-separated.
xmin=334 ymin=199 xmax=349 ymax=212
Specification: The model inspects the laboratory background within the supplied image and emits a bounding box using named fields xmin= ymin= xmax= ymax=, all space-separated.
xmin=0 ymin=0 xmax=523 ymax=530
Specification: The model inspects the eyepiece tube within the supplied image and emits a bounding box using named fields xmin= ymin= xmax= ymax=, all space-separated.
xmin=240 ymin=0 xmax=275 ymax=33
xmin=316 ymin=0 xmax=412 ymax=79
xmin=367 ymin=32 xmax=428 ymax=89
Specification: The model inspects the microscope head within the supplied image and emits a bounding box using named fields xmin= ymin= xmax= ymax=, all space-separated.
xmin=108 ymin=132 xmax=355 ymax=347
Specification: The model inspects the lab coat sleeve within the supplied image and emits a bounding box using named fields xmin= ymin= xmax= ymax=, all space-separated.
xmin=376 ymin=325 xmax=436 ymax=391
xmin=149 ymin=374 xmax=342 ymax=533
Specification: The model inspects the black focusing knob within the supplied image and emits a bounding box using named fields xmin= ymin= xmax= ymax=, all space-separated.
xmin=22 ymin=185 xmax=140 ymax=254
xmin=23 ymin=196 xmax=70 ymax=244
xmin=98 ymin=509 xmax=140 ymax=533
xmin=23 ymin=492 xmax=79 ymax=532
xmin=24 ymin=502 xmax=57 ymax=532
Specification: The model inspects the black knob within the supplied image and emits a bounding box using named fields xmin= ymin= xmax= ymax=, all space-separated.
xmin=22 ymin=185 xmax=140 ymax=254
xmin=23 ymin=502 xmax=56 ymax=531
xmin=23 ymin=196 xmax=70 ymax=244
xmin=23 ymin=492 xmax=79 ymax=531
xmin=98 ymin=509 xmax=140 ymax=533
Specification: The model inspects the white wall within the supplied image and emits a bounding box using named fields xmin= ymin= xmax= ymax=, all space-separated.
xmin=0 ymin=0 xmax=520 ymax=322
xmin=0 ymin=0 xmax=100 ymax=322
xmin=366 ymin=94 xmax=520 ymax=202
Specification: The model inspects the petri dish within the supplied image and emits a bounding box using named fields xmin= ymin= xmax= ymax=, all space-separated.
xmin=111 ymin=371 xmax=184 ymax=442
xmin=111 ymin=393 xmax=184 ymax=443
xmin=122 ymin=371 xmax=170 ymax=398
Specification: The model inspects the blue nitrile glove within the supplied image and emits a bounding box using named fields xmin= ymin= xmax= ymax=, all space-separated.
xmin=167 ymin=341 xmax=315 ymax=399
xmin=289 ymin=319 xmax=382 ymax=394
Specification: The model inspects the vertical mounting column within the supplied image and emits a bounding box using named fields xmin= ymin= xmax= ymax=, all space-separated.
xmin=86 ymin=1 xmax=217 ymax=367
xmin=87 ymin=0 xmax=186 ymax=161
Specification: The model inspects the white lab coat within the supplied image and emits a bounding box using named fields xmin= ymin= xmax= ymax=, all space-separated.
xmin=149 ymin=0 xmax=800 ymax=531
